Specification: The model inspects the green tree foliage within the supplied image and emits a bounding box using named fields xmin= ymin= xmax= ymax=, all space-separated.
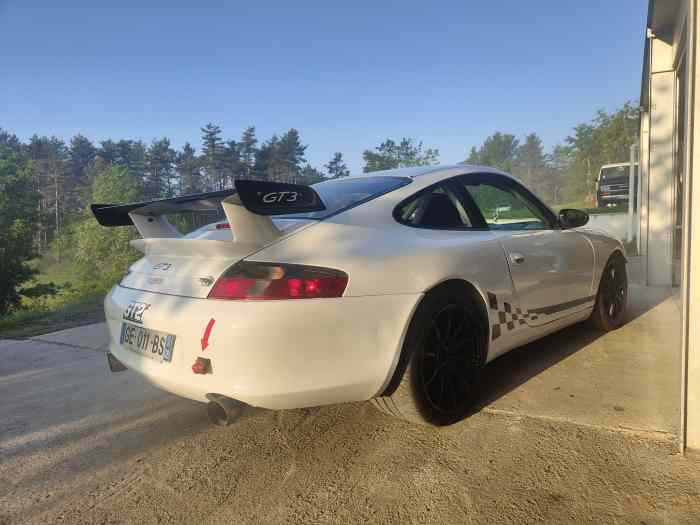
xmin=0 ymin=128 xmax=22 ymax=154
xmin=465 ymin=132 xmax=519 ymax=172
xmin=145 ymin=138 xmax=176 ymax=198
xmin=325 ymin=152 xmax=350 ymax=178
xmin=300 ymin=165 xmax=326 ymax=184
xmin=563 ymin=101 xmax=640 ymax=203
xmin=363 ymin=138 xmax=439 ymax=173
xmin=201 ymin=123 xmax=225 ymax=189
xmin=68 ymin=134 xmax=96 ymax=183
xmin=254 ymin=129 xmax=308 ymax=183
xmin=465 ymin=101 xmax=640 ymax=205
xmin=66 ymin=165 xmax=143 ymax=287
xmin=176 ymin=142 xmax=202 ymax=194
xmin=512 ymin=133 xmax=553 ymax=200
xmin=0 ymin=147 xmax=53 ymax=315
xmin=238 ymin=126 xmax=258 ymax=178
xmin=223 ymin=139 xmax=242 ymax=186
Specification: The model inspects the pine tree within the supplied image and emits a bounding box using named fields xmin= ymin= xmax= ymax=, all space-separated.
xmin=324 ymin=152 xmax=349 ymax=178
xmin=363 ymin=138 xmax=439 ymax=172
xmin=145 ymin=138 xmax=176 ymax=198
xmin=300 ymin=165 xmax=325 ymax=184
xmin=277 ymin=129 xmax=307 ymax=183
xmin=0 ymin=146 xmax=50 ymax=314
xmin=0 ymin=128 xmax=22 ymax=155
xmin=201 ymin=123 xmax=224 ymax=190
xmin=222 ymin=139 xmax=241 ymax=187
xmin=68 ymin=134 xmax=96 ymax=183
xmin=176 ymin=142 xmax=202 ymax=194
xmin=254 ymin=135 xmax=278 ymax=182
xmin=464 ymin=132 xmax=519 ymax=172
xmin=238 ymin=126 xmax=258 ymax=178
xmin=26 ymin=135 xmax=69 ymax=249
xmin=513 ymin=133 xmax=547 ymax=195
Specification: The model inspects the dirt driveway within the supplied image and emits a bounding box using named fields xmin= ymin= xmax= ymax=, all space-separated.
xmin=1 ymin=320 xmax=699 ymax=524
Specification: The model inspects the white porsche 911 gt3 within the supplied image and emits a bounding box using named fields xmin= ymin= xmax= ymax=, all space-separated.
xmin=94 ymin=164 xmax=628 ymax=426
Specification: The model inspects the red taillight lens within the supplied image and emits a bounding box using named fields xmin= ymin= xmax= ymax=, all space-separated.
xmin=208 ymin=262 xmax=348 ymax=300
xmin=216 ymin=223 xmax=231 ymax=229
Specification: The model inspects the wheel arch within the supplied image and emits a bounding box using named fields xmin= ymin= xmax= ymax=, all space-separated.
xmin=380 ymin=278 xmax=490 ymax=397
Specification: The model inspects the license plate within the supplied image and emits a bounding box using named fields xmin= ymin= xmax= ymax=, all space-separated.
xmin=119 ymin=322 xmax=176 ymax=363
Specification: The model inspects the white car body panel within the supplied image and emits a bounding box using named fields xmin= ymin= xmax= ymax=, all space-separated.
xmin=105 ymin=286 xmax=421 ymax=407
xmin=101 ymin=164 xmax=626 ymax=410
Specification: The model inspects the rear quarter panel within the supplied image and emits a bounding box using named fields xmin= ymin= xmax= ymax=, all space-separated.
xmin=249 ymin=197 xmax=520 ymax=360
xmin=577 ymin=228 xmax=627 ymax=292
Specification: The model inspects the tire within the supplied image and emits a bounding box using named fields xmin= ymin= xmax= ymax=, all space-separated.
xmin=590 ymin=252 xmax=628 ymax=331
xmin=371 ymin=285 xmax=487 ymax=427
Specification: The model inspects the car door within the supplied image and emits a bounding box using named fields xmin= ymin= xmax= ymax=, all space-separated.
xmin=456 ymin=174 xmax=595 ymax=326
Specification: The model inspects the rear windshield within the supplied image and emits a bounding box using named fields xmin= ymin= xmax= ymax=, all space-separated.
xmin=279 ymin=176 xmax=411 ymax=219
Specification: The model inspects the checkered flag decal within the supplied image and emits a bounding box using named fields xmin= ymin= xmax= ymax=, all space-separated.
xmin=487 ymin=292 xmax=538 ymax=341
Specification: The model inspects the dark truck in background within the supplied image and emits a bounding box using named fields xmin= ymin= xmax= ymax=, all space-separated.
xmin=596 ymin=162 xmax=638 ymax=209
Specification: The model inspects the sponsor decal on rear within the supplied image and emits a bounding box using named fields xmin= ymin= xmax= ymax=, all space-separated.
xmin=123 ymin=301 xmax=150 ymax=324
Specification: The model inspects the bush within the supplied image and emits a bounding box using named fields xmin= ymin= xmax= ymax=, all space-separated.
xmin=59 ymin=165 xmax=143 ymax=288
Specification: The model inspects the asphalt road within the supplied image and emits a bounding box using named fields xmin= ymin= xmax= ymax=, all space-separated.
xmin=2 ymin=324 xmax=700 ymax=524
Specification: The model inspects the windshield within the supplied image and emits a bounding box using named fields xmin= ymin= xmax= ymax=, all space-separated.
xmin=279 ymin=176 xmax=411 ymax=219
xmin=599 ymin=165 xmax=631 ymax=181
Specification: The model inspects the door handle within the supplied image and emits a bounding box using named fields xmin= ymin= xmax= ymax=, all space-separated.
xmin=509 ymin=253 xmax=525 ymax=264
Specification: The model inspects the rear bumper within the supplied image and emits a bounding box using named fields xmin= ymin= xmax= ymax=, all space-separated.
xmin=598 ymin=193 xmax=629 ymax=201
xmin=105 ymin=285 xmax=421 ymax=409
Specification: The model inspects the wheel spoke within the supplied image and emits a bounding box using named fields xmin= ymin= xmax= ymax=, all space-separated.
xmin=432 ymin=321 xmax=446 ymax=350
xmin=449 ymin=375 xmax=458 ymax=409
xmin=438 ymin=374 xmax=446 ymax=405
xmin=425 ymin=361 xmax=448 ymax=386
xmin=421 ymin=304 xmax=481 ymax=414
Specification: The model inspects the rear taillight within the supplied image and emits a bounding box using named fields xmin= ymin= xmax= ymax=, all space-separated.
xmin=208 ymin=262 xmax=348 ymax=300
xmin=216 ymin=223 xmax=231 ymax=229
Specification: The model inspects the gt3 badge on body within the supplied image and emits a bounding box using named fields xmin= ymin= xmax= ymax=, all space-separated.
xmin=123 ymin=301 xmax=150 ymax=324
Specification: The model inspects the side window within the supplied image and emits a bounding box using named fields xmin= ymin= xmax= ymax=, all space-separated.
xmin=461 ymin=181 xmax=550 ymax=231
xmin=396 ymin=183 xmax=472 ymax=228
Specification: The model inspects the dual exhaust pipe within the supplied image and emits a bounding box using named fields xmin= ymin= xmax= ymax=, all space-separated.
xmin=205 ymin=394 xmax=245 ymax=426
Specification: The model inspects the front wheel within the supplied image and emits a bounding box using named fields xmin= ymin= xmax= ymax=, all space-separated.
xmin=371 ymin=286 xmax=486 ymax=426
xmin=590 ymin=253 xmax=628 ymax=331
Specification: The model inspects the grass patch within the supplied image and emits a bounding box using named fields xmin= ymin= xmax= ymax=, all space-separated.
xmin=0 ymin=257 xmax=109 ymax=339
xmin=0 ymin=291 xmax=106 ymax=339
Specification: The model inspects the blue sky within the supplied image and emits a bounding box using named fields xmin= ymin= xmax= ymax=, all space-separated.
xmin=0 ymin=1 xmax=646 ymax=172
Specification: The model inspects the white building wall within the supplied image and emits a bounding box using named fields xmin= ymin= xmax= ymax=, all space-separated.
xmin=681 ymin=0 xmax=700 ymax=451
xmin=646 ymin=38 xmax=676 ymax=286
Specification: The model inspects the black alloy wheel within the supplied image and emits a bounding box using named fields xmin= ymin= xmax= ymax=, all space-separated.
xmin=418 ymin=304 xmax=480 ymax=416
xmin=591 ymin=253 xmax=628 ymax=331
xmin=600 ymin=257 xmax=627 ymax=324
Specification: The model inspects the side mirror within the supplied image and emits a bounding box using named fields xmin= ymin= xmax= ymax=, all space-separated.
xmin=559 ymin=208 xmax=589 ymax=229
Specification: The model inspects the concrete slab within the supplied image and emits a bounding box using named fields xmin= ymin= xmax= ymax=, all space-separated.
xmin=30 ymin=322 xmax=109 ymax=351
xmin=480 ymin=285 xmax=681 ymax=436
xmin=1 ymin=332 xmax=698 ymax=524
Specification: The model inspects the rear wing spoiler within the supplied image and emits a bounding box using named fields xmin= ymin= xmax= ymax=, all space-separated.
xmin=91 ymin=180 xmax=325 ymax=245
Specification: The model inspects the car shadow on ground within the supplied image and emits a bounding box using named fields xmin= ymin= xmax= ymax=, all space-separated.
xmin=470 ymin=285 xmax=673 ymax=414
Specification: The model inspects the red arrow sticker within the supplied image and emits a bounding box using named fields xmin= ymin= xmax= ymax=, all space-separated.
xmin=201 ymin=318 xmax=215 ymax=351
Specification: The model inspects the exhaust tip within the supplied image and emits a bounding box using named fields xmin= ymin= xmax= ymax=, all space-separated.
xmin=205 ymin=394 xmax=244 ymax=426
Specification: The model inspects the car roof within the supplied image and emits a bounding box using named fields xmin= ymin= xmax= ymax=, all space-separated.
xmin=344 ymin=163 xmax=512 ymax=181
xmin=342 ymin=164 xmax=523 ymax=192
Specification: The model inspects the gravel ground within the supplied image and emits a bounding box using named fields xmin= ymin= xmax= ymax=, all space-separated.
xmin=2 ymin=335 xmax=699 ymax=524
